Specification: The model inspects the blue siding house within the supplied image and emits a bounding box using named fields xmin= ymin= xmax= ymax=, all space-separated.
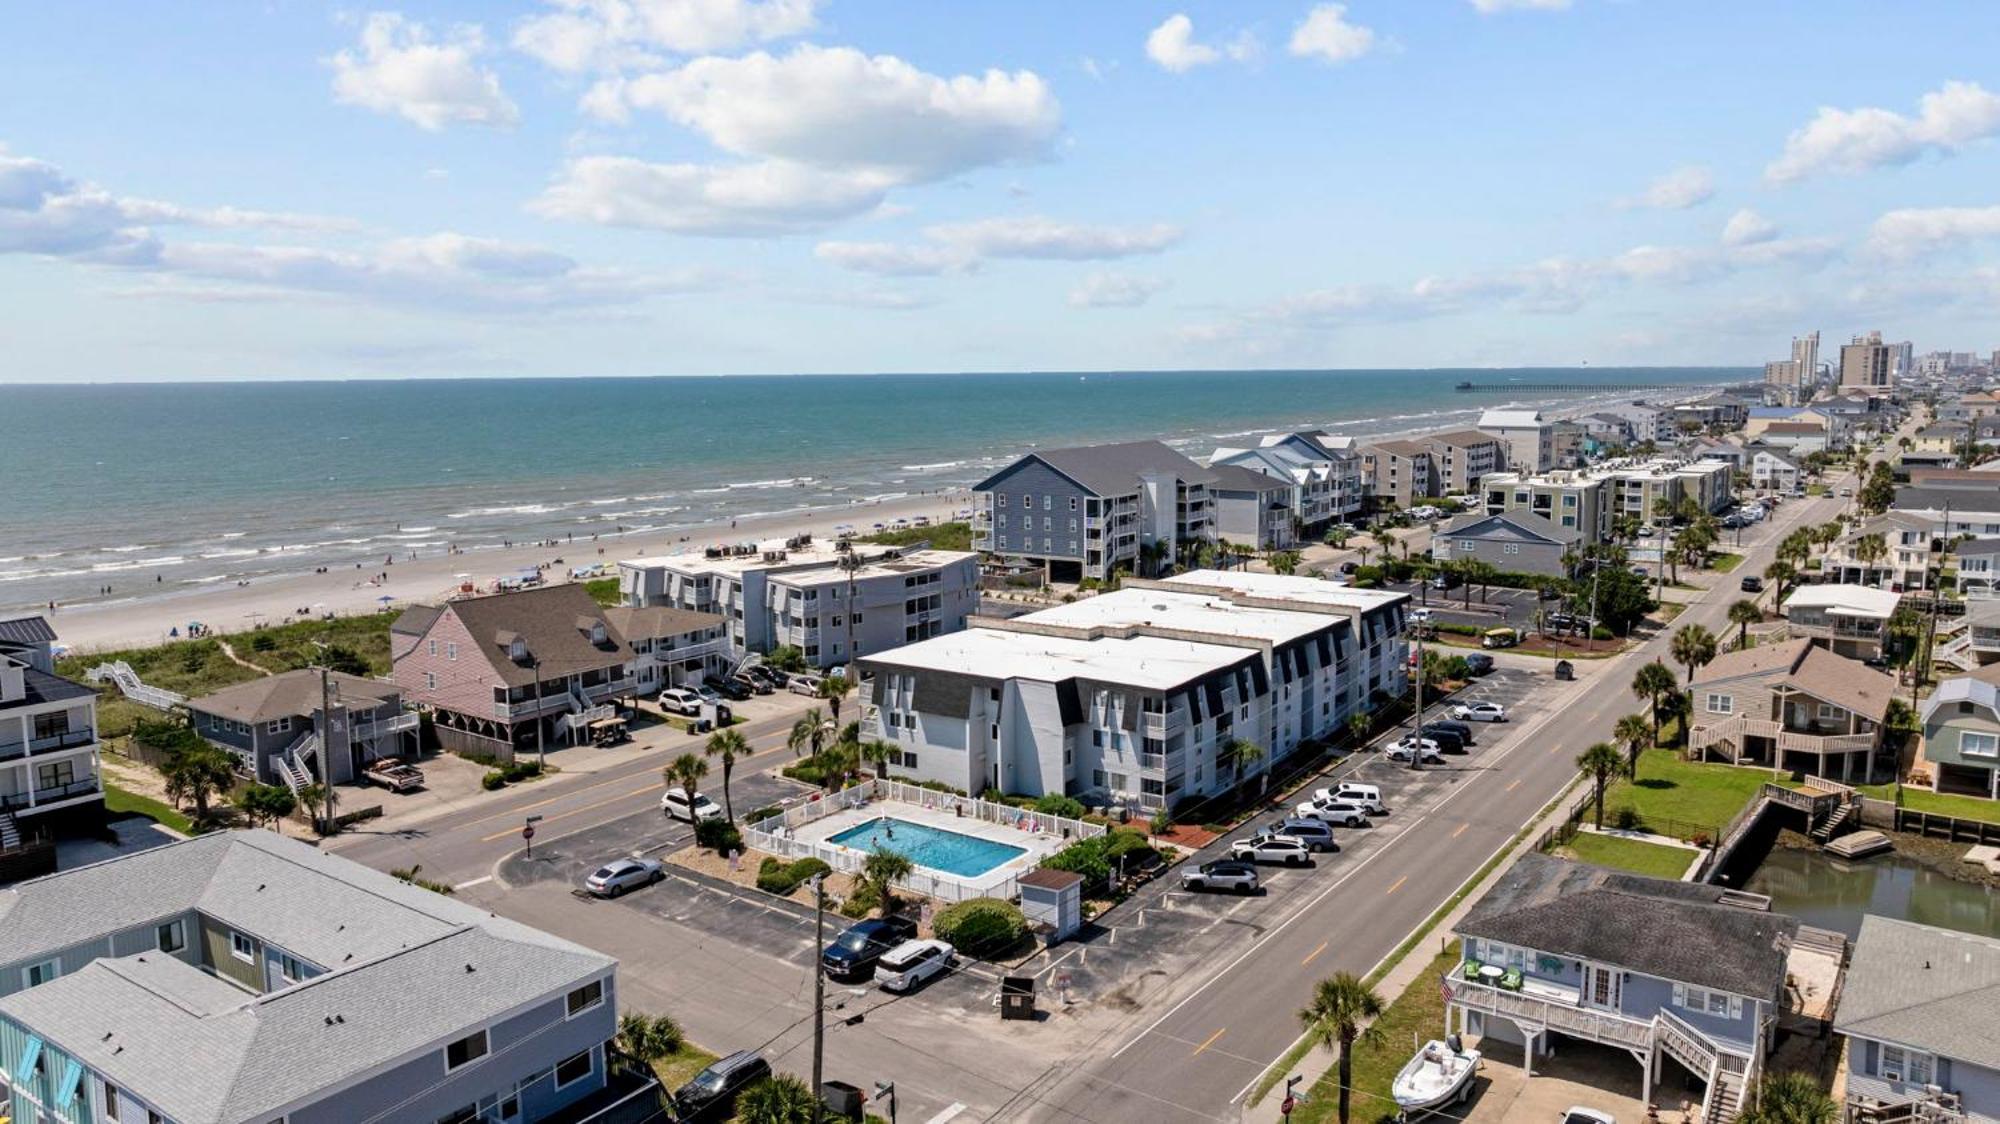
xmin=1448 ymin=854 xmax=1799 ymax=1122
xmin=973 ymin=441 xmax=1216 ymax=583
xmin=1838 ymin=916 xmax=2000 ymax=1123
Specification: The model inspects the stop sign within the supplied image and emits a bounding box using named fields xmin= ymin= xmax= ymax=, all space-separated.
xmin=522 ymin=824 xmax=536 ymax=842
xmin=1281 ymin=1095 xmax=1296 ymax=1116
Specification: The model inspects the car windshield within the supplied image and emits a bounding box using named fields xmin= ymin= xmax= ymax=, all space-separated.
xmin=592 ymin=866 xmax=619 ymax=879
xmin=688 ymin=1067 xmax=729 ymax=1093
xmin=834 ymin=931 xmax=873 ymax=952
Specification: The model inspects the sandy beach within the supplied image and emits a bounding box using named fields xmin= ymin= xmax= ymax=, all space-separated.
xmin=46 ymin=490 xmax=974 ymax=653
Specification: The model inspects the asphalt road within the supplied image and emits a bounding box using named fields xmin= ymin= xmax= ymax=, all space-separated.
xmin=1003 ymin=474 xmax=1853 ymax=1123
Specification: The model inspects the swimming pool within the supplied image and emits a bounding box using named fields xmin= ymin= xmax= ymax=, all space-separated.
xmin=827 ymin=817 xmax=1028 ymax=878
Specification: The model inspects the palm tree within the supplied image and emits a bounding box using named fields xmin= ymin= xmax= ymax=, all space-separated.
xmin=1764 ymin=559 xmax=1797 ymax=603
xmin=1576 ymin=741 xmax=1629 ymax=829
xmin=1851 ymin=531 xmax=1888 ymax=584
xmin=1296 ymin=972 xmax=1385 ymax=1124
xmin=1614 ymin=713 xmax=1652 ymax=780
xmin=616 ymin=1011 xmax=685 ymax=1065
xmin=704 ymin=728 xmax=748 ymax=823
xmin=818 ymin=674 xmax=851 ymax=723
xmin=161 ymin=744 xmax=237 ymax=824
xmin=817 ymin=740 xmax=859 ymax=791
xmin=1727 ymin=599 xmax=1763 ymax=649
xmin=859 ymin=849 xmax=914 ymax=915
xmin=1670 ymin=622 xmax=1718 ymax=687
xmin=1736 ymin=1070 xmax=1839 ymax=1124
xmin=787 ymin=708 xmax=829 ymax=758
xmin=859 ymin=738 xmax=899 ymax=779
xmin=735 ymin=1074 xmax=822 ymax=1124
xmin=1216 ymin=736 xmax=1265 ymax=785
xmin=1352 ymin=534 xmax=1374 ymax=568
xmin=663 ymin=753 xmax=708 ymax=815
xmin=1270 ymin=549 xmax=1302 ymax=576
xmin=1630 ymin=660 xmax=1678 ymax=745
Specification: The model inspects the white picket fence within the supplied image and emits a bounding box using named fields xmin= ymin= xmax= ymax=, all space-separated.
xmin=744 ymin=778 xmax=1105 ymax=904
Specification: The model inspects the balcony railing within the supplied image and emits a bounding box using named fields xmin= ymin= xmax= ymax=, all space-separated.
xmin=352 ymin=712 xmax=420 ymax=742
xmin=1445 ymin=975 xmax=1654 ymax=1053
xmin=1141 ymin=706 xmax=1189 ymax=738
xmin=1693 ymin=716 xmax=1874 ymax=755
xmin=28 ymin=729 xmax=98 ymax=754
xmin=0 ymin=777 xmax=104 ymax=812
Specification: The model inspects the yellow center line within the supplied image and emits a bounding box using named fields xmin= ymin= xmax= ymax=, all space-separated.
xmin=1385 ymin=875 xmax=1408 ymax=895
xmin=1302 ymin=941 xmax=1329 ymax=967
xmin=478 ymin=782 xmax=666 ymax=843
xmin=1504 ymin=779 xmax=1521 ymax=793
xmin=1192 ymin=1028 xmax=1226 ymax=1056
xmin=1450 ymin=823 xmax=1469 ymax=839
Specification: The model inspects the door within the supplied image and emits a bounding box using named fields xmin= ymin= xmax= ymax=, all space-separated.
xmin=1584 ymin=964 xmax=1621 ymax=1011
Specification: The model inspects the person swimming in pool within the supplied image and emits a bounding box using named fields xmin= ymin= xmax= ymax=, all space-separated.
xmin=885 ymin=823 xmax=895 ymax=841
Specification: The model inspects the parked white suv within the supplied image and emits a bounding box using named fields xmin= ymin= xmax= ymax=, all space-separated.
xmin=1295 ymin=796 xmax=1371 ymax=828
xmin=1316 ymin=783 xmax=1387 ymax=815
xmin=658 ymin=688 xmax=702 ymax=716
xmin=874 ymin=939 xmax=953 ymax=993
xmin=661 ymin=790 xmax=723 ymax=822
xmin=1229 ymin=834 xmax=1312 ymax=866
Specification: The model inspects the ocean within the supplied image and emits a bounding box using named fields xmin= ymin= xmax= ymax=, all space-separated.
xmin=0 ymin=368 xmax=1744 ymax=610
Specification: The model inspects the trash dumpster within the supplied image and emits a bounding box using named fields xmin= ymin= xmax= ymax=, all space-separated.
xmin=820 ymin=1080 xmax=865 ymax=1119
xmin=1000 ymin=976 xmax=1036 ymax=1020
xmin=1554 ymin=659 xmax=1575 ymax=681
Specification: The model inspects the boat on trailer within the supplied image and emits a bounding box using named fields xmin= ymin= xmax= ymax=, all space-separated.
xmin=1392 ymin=1035 xmax=1480 ymax=1120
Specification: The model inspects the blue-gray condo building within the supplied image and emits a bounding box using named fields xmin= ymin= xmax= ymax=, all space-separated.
xmin=0 ymin=830 xmax=643 ymax=1124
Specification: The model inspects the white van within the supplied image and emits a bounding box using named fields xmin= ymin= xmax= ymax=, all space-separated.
xmin=1317 ymin=783 xmax=1387 ymax=815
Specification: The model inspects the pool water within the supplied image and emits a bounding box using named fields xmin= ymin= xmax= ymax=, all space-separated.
xmin=827 ymin=817 xmax=1028 ymax=878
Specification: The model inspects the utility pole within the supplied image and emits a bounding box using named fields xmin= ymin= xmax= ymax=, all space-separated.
xmin=811 ymin=874 xmax=827 ymax=1124
xmin=532 ymin=655 xmax=546 ymax=772
xmin=310 ymin=640 xmax=339 ymax=835
xmin=841 ymin=549 xmax=861 ymax=695
xmin=1409 ymin=625 xmax=1426 ymax=772
xmin=872 ymin=1081 xmax=897 ymax=1124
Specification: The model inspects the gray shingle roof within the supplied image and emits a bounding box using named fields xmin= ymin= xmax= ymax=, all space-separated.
xmin=1836 ymin=916 xmax=2000 ymax=1068
xmin=601 ymin=604 xmax=728 ymax=642
xmin=1207 ymin=462 xmax=1291 ymax=494
xmin=1895 ymin=485 xmax=2000 ymax=514
xmin=432 ymin=584 xmax=630 ymax=687
xmin=0 ymin=831 xmax=614 ymax=1124
xmin=977 ymin=440 xmax=1215 ymax=495
xmin=1439 ymin=510 xmax=1581 ymax=544
xmin=0 ymin=666 xmax=97 ymax=714
xmin=1457 ymin=854 xmax=1795 ymax=999
xmin=185 ymin=669 xmax=400 ymax=725
xmin=0 ymin=614 xmax=58 ymax=646
xmin=389 ymin=604 xmax=442 ymax=636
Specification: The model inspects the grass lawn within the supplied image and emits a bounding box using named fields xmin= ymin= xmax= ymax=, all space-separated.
xmin=1600 ymin=749 xmax=1778 ymax=840
xmin=1293 ymin=942 xmax=1460 ymax=1124
xmin=650 ymin=1043 xmax=719 ymax=1096
xmin=103 ymin=778 xmax=194 ymax=835
xmin=1855 ymin=783 xmax=2000 ymax=826
xmin=861 ymin=520 xmax=972 ymax=552
xmin=1559 ymin=831 xmax=1696 ymax=879
xmin=584 ymin=577 xmax=620 ymax=607
xmin=1709 ymin=552 xmax=1744 ymax=573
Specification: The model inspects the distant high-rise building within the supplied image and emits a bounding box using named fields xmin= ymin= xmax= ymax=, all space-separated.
xmin=1763 ymin=331 xmax=1818 ymax=404
xmin=1890 ymin=340 xmax=1914 ymax=378
xmin=1840 ymin=331 xmax=1893 ymax=392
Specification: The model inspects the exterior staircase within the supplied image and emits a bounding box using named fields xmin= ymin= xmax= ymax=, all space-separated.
xmin=273 ymin=731 xmax=321 ymax=794
xmin=84 ymin=661 xmax=187 ymax=711
xmin=1809 ymin=800 xmax=1858 ymax=841
xmin=553 ymin=683 xmax=614 ymax=743
xmin=1935 ymin=630 xmax=1977 ymax=673
xmin=0 ymin=812 xmax=21 ymax=852
xmin=1704 ymin=1069 xmax=1746 ymax=1123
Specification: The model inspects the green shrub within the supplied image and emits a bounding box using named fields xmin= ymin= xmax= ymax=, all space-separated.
xmin=932 ymin=898 xmax=1028 ymax=956
xmin=1105 ymin=832 xmax=1157 ymax=864
xmin=1033 ymin=794 xmax=1086 ymax=819
xmin=1149 ymin=809 xmax=1174 ymax=835
xmin=481 ymin=771 xmax=507 ymax=791
xmin=695 ymin=818 xmax=743 ymax=855
xmin=251 ymin=633 xmax=276 ymax=652
xmin=756 ymin=855 xmax=830 ymax=894
xmin=1591 ymin=625 xmax=1614 ymax=641
xmin=839 ymin=882 xmax=881 ymax=918
xmin=1436 ymin=622 xmax=1481 ymax=636
xmin=503 ymin=761 xmax=543 ymax=783
xmin=743 ymin=805 xmax=782 ymax=825
xmin=905 ymin=779 xmax=968 ymax=797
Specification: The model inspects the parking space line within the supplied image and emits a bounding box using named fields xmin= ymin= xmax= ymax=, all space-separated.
xmin=454 ymin=875 xmax=494 ymax=891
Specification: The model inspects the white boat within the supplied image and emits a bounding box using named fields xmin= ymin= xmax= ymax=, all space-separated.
xmin=1391 ymin=1037 xmax=1480 ymax=1118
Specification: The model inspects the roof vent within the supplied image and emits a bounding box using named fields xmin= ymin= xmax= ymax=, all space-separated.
xmin=465 ymin=963 xmax=476 ymax=973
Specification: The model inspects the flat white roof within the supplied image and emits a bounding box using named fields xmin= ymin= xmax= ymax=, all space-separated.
xmin=1160 ymin=569 xmax=1407 ymax=612
xmin=864 ymin=627 xmax=1252 ymax=689
xmin=1022 ymin=588 xmax=1333 ymax=645
xmin=1782 ymin=583 xmax=1902 ymax=619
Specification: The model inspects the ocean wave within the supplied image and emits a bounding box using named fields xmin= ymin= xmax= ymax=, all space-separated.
xmin=103 ymin=544 xmax=152 ymax=553
xmin=899 ymin=460 xmax=965 ymax=472
xmin=219 ymin=531 xmax=248 ymax=540
xmin=447 ymin=503 xmax=563 ymax=519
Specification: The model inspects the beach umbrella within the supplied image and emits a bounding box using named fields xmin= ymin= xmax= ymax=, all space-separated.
xmin=376 ymin=594 xmax=395 ymax=604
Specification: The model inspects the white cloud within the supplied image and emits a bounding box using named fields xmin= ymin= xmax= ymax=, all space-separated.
xmin=0 ymin=146 xmax=701 ymax=312
xmin=1720 ymin=208 xmax=1778 ymax=247
xmin=926 ymin=215 xmax=1183 ymax=259
xmin=1619 ymin=165 xmax=1715 ymax=210
xmin=513 ymin=0 xmax=819 ymax=73
xmin=593 ymin=46 xmax=1060 ymax=181
xmin=812 ymin=240 xmax=971 ymax=276
xmin=561 ymin=45 xmax=1060 ymax=235
xmin=1287 ymin=4 xmax=1376 ymax=65
xmin=1145 ymin=15 xmax=1217 ymax=72
xmin=1767 ymin=80 xmax=2000 ymax=184
xmin=775 ymin=285 xmax=932 ymax=310
xmin=1866 ymin=204 xmax=2000 ymax=260
xmin=1070 ymin=272 xmax=1169 ymax=308
xmin=532 ymin=155 xmax=896 ymax=236
xmin=1468 ymin=0 xmax=1571 ymax=11
xmin=330 ymin=13 xmax=519 ymax=131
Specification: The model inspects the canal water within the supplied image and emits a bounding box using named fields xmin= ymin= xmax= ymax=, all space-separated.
xmin=1742 ymin=845 xmax=2000 ymax=939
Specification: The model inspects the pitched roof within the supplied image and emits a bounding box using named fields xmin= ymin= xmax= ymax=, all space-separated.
xmin=431 ymin=584 xmax=629 ymax=687
xmin=1837 ymin=916 xmax=2000 ymax=1068
xmin=1439 ymin=509 xmax=1580 ymax=544
xmin=1207 ymin=462 xmax=1293 ymax=494
xmin=1895 ymin=485 xmax=2000 ymax=513
xmin=1426 ymin=429 xmax=1499 ymax=449
xmin=977 ymin=440 xmax=1214 ymax=495
xmin=389 ymin=603 xmax=441 ymax=636
xmin=1923 ymin=675 xmax=2000 ymax=726
xmin=1693 ymin=637 xmax=1815 ymax=684
xmin=1478 ymin=408 xmax=1545 ymax=428
xmin=1761 ymin=421 xmax=1825 ymax=434
xmin=601 ymin=604 xmax=727 ymax=640
xmin=1458 ymin=854 xmax=1795 ymax=999
xmin=185 ymin=669 xmax=400 ymax=724
xmin=1366 ymin=439 xmax=1429 ymax=458
xmin=1956 ymin=538 xmax=2000 ymax=557
xmin=0 ymin=831 xmax=612 ymax=1124
xmin=1782 ymin=583 xmax=1902 ymax=619
xmin=0 ymin=666 xmax=97 ymax=714
xmin=0 ymin=614 xmax=58 ymax=646
xmin=1786 ymin=645 xmax=1899 ymax=721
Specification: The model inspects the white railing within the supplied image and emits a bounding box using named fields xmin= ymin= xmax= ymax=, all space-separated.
xmin=743 ymin=778 xmax=1105 ymax=904
xmin=85 ymin=661 xmax=186 ymax=711
xmin=353 ymin=712 xmax=419 ymax=742
xmin=1444 ymin=976 xmax=1654 ymax=1052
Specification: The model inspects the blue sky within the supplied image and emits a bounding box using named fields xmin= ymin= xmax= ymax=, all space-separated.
xmin=5 ymin=0 xmax=2000 ymax=381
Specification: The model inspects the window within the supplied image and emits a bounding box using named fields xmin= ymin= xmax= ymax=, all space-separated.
xmin=1069 ymin=497 xmax=1078 ymax=511
xmin=230 ymin=931 xmax=255 ymax=962
xmin=103 ymin=1083 xmax=120 ymax=1121
xmin=445 ymin=1029 xmax=489 ymax=1071
xmin=437 ymin=1107 xmax=478 ymax=1124
xmin=1092 ymin=730 xmax=1103 ymax=747
xmin=35 ymin=760 xmax=74 ymax=791
xmin=32 ymin=712 xmax=69 ymax=739
xmin=1705 ymin=693 xmax=1733 ymax=715
xmin=1963 ymin=731 xmax=2000 ymax=759
xmin=276 ymin=952 xmax=308 ymax=983
xmin=427 ymin=639 xmax=437 ymax=656
xmin=1459 ymin=540 xmax=1476 ymax=552
xmin=996 ymin=493 xmax=1006 ymax=508
xmin=1020 ymin=494 xmax=1032 ymax=510
xmin=446 ymin=642 xmax=458 ymax=661
xmin=1674 ymin=984 xmax=1740 ymax=1019
xmin=997 ymin=513 xmax=1007 ymax=529
xmin=1880 ymin=1044 xmax=1935 ymax=1085
xmin=1504 ymin=544 xmax=1520 ymax=555
xmin=902 ymin=751 xmax=918 ymax=768
xmin=1043 ymin=495 xmax=1053 ymax=510
xmin=554 ymin=1048 xmax=594 ymax=1090
xmin=1092 ymin=769 xmax=1107 ymax=788
xmin=266 ymin=717 xmax=291 ymax=735
xmin=424 ymin=672 xmax=438 ymax=691
xmin=22 ymin=958 xmax=60 ymax=988
xmin=156 ymin=920 xmax=185 ymax=954
xmin=1817 ymin=703 xmax=1841 ymax=721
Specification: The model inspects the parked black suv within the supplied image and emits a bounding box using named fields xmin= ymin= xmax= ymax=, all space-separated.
xmin=1462 ymin=653 xmax=1495 ymax=676
xmin=1418 ymin=724 xmax=1467 ymax=753
xmin=1740 ymin=575 xmax=1763 ymax=593
xmin=674 ymin=1050 xmax=773 ymax=1120
xmin=705 ymin=675 xmax=752 ymax=701
xmin=821 ymin=916 xmax=920 ymax=979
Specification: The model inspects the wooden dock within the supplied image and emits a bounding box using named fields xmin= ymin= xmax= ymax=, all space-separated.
xmin=1824 ymin=830 xmax=1892 ymax=859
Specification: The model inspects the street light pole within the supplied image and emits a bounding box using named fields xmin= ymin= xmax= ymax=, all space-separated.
xmin=532 ymin=656 xmax=545 ymax=772
xmin=811 ymin=874 xmax=827 ymax=1124
xmin=1409 ymin=626 xmax=1426 ymax=773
